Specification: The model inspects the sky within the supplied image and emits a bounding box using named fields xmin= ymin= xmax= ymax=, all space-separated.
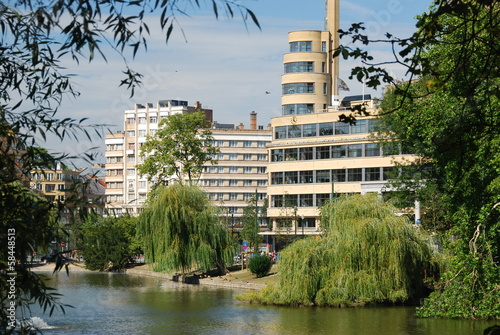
xmin=51 ymin=0 xmax=432 ymax=164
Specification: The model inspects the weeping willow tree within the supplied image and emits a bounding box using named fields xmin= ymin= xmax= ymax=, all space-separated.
xmin=240 ymin=194 xmax=440 ymax=307
xmin=138 ymin=184 xmax=236 ymax=275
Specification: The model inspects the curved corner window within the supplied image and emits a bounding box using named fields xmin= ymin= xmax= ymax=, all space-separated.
xmin=290 ymin=41 xmax=312 ymax=52
xmin=284 ymin=62 xmax=314 ymax=73
xmin=282 ymin=83 xmax=314 ymax=95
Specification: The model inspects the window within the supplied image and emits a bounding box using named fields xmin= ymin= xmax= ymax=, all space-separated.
xmin=348 ymin=168 xmax=362 ymax=182
xmin=275 ymin=126 xmax=287 ymax=139
xmin=228 ymin=207 xmax=237 ymax=214
xmin=300 ymin=171 xmax=313 ymax=183
xmin=127 ymin=155 xmax=135 ymax=163
xmin=299 ymin=147 xmax=313 ymax=160
xmin=210 ymin=179 xmax=217 ymax=186
xmin=127 ymin=168 xmax=136 ymax=175
xmin=316 ymin=194 xmax=330 ymax=206
xmin=229 ymin=140 xmax=238 ymax=147
xmin=230 ymin=193 xmax=237 ymax=201
xmin=368 ymin=119 xmax=379 ymax=132
xmin=272 ymin=172 xmax=283 ymax=185
xmin=128 ymin=142 xmax=135 ymax=150
xmin=127 ymin=118 xmax=135 ymax=124
xmin=332 ymin=145 xmax=347 ymax=158
xmin=218 ymin=153 xmax=224 ymax=160
xmin=229 ymin=180 xmax=238 ymax=186
xmin=56 ymin=173 xmax=64 ymax=180
xmin=243 ymin=154 xmax=252 ymax=160
xmin=290 ymin=41 xmax=312 ymax=52
xmin=243 ymin=141 xmax=252 ymax=147
xmin=285 ymin=171 xmax=298 ymax=184
xmin=282 ymin=104 xmax=314 ymax=115
xmin=300 ymin=194 xmax=313 ymax=207
xmin=365 ymin=143 xmax=381 ymax=157
xmin=139 ymin=180 xmax=147 ymax=188
xmin=150 ymin=129 xmax=157 ymax=136
xmin=257 ymin=180 xmax=266 ymax=186
xmin=319 ymin=122 xmax=334 ymax=136
xmin=323 ymin=83 xmax=327 ymax=94
xmin=351 ymin=120 xmax=367 ymax=134
xmin=272 ymin=195 xmax=283 ymax=207
xmin=284 ymin=61 xmax=314 ymax=73
xmin=284 ymin=194 xmax=298 ymax=207
xmin=257 ymin=141 xmax=266 ymax=148
xmin=332 ymin=169 xmax=346 ymax=182
xmin=348 ymin=144 xmax=363 ymax=158
xmin=244 ymin=167 xmax=252 ymax=174
xmin=287 ymin=125 xmax=301 ymax=138
xmin=285 ymin=148 xmax=298 ymax=161
xmin=272 ymin=149 xmax=284 ymax=162
xmin=127 ymin=130 xmax=135 ymax=137
xmin=46 ymin=173 xmax=54 ymax=181
xmin=303 ymin=124 xmax=316 ymax=137
xmin=335 ymin=122 xmax=349 ymax=135
xmin=139 ymin=117 xmax=146 ymax=124
xmin=316 ymin=146 xmax=330 ymax=160
xmin=229 ymin=153 xmax=237 ymax=160
xmin=316 ymin=170 xmax=331 ymax=183
xmin=257 ymin=167 xmax=266 ymax=174
xmin=258 ymin=154 xmax=267 ymax=161
xmin=139 ymin=130 xmax=146 ymax=137
xmin=365 ymin=168 xmax=381 ymax=181
xmin=322 ymin=41 xmax=326 ymax=52
xmin=230 ymin=167 xmax=238 ymax=173
xmin=150 ymin=116 xmax=157 ymax=123
xmin=58 ymin=184 xmax=65 ymax=191
xmin=45 ymin=184 xmax=55 ymax=192
xmin=282 ymin=83 xmax=314 ymax=95
xmin=218 ymin=166 xmax=224 ymax=173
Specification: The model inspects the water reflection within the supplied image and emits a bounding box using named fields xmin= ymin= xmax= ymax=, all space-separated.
xmin=31 ymin=271 xmax=496 ymax=335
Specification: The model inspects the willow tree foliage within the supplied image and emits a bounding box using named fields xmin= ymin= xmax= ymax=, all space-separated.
xmin=137 ymin=111 xmax=219 ymax=185
xmin=138 ymin=184 xmax=236 ymax=275
xmin=336 ymin=0 xmax=500 ymax=319
xmin=241 ymin=194 xmax=438 ymax=307
xmin=240 ymin=194 xmax=267 ymax=252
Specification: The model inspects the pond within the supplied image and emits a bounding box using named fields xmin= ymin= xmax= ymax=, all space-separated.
xmin=28 ymin=271 xmax=496 ymax=335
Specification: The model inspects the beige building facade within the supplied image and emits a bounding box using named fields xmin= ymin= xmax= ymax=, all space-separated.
xmin=265 ymin=0 xmax=413 ymax=240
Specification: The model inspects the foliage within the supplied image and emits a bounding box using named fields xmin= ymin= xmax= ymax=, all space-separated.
xmin=337 ymin=0 xmax=500 ymax=318
xmin=240 ymin=194 xmax=266 ymax=252
xmin=0 ymin=180 xmax=69 ymax=333
xmin=81 ymin=216 xmax=140 ymax=272
xmin=248 ymin=255 xmax=272 ymax=278
xmin=241 ymin=194 xmax=439 ymax=307
xmin=137 ymin=111 xmax=219 ymax=185
xmin=138 ymin=184 xmax=236 ymax=275
xmin=1 ymin=0 xmax=259 ymax=328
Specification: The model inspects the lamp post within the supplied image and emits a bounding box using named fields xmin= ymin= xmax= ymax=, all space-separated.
xmin=301 ymin=215 xmax=305 ymax=237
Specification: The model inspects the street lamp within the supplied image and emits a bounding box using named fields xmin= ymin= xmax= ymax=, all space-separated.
xmin=301 ymin=215 xmax=305 ymax=237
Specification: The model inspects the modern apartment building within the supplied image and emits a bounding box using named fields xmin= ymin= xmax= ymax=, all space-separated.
xmin=199 ymin=112 xmax=272 ymax=230
xmin=104 ymin=102 xmax=272 ymax=222
xmin=264 ymin=0 xmax=415 ymax=241
xmin=105 ymin=99 xmax=212 ymax=215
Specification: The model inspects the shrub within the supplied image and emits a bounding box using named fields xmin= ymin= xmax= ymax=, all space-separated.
xmin=248 ymin=254 xmax=272 ymax=278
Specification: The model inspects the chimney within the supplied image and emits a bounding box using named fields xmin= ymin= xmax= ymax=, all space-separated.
xmin=195 ymin=101 xmax=201 ymax=109
xmin=236 ymin=123 xmax=245 ymax=130
xmin=250 ymin=111 xmax=257 ymax=130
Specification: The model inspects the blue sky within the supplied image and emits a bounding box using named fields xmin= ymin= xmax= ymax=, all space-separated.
xmin=53 ymin=0 xmax=431 ymax=163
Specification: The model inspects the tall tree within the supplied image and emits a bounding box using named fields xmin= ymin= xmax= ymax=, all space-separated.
xmin=240 ymin=193 xmax=267 ymax=252
xmin=137 ymin=111 xmax=219 ymax=185
xmin=337 ymin=0 xmax=500 ymax=318
xmin=138 ymin=184 xmax=236 ymax=275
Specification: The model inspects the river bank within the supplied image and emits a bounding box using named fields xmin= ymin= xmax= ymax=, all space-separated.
xmin=30 ymin=262 xmax=277 ymax=290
